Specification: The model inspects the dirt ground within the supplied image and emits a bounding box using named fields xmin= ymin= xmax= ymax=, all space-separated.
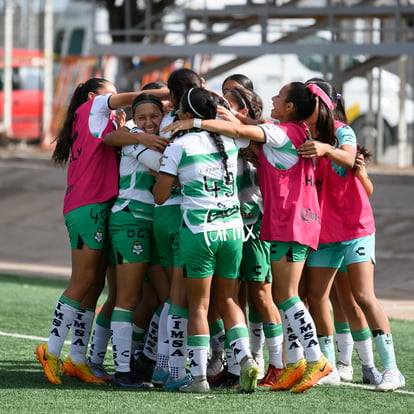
xmin=0 ymin=148 xmax=413 ymax=321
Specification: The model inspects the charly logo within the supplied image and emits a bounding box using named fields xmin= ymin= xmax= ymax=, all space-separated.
xmin=94 ymin=228 xmax=103 ymax=243
xmin=300 ymin=208 xmax=320 ymax=224
xmin=355 ymin=247 xmax=366 ymax=256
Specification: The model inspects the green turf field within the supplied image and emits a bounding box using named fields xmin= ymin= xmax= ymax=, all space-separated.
xmin=0 ymin=274 xmax=412 ymax=414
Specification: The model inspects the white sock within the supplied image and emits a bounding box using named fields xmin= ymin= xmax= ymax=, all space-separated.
xmin=279 ymin=309 xmax=304 ymax=364
xmin=354 ymin=338 xmax=375 ymax=366
xmin=352 ymin=327 xmax=375 ymax=367
xmin=142 ymin=309 xmax=160 ymax=361
xmin=263 ymin=322 xmax=284 ymax=368
xmin=156 ymin=302 xmax=170 ymax=369
xmin=168 ymin=305 xmax=188 ymax=380
xmin=336 ymin=332 xmax=354 ymax=364
xmin=188 ymin=335 xmax=209 ymax=378
xmin=225 ymin=337 xmax=240 ymax=376
xmin=282 ymin=298 xmax=321 ymax=362
xmin=89 ymin=314 xmax=112 ymax=366
xmin=48 ymin=297 xmax=80 ymax=357
xmin=111 ymin=307 xmax=133 ymax=373
xmin=249 ymin=320 xmax=265 ymax=355
xmin=227 ymin=323 xmax=252 ymax=365
xmin=209 ymin=319 xmax=225 ymax=355
xmin=69 ymin=308 xmax=95 ymax=364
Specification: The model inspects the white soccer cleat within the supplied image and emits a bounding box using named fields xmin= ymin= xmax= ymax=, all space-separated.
xmin=252 ymin=352 xmax=265 ymax=380
xmin=336 ymin=361 xmax=353 ymax=382
xmin=207 ymin=351 xmax=225 ymax=378
xmin=316 ymin=367 xmax=341 ymax=386
xmin=376 ymin=369 xmax=405 ymax=391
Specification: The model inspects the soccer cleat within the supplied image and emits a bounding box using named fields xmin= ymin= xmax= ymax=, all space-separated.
xmin=336 ymin=361 xmax=353 ymax=382
xmin=316 ymin=367 xmax=341 ymax=386
xmin=131 ymin=354 xmax=156 ymax=383
xmin=207 ymin=364 xmax=227 ymax=384
xmin=164 ymin=373 xmax=192 ymax=391
xmin=258 ymin=364 xmax=284 ymax=387
xmin=269 ymin=358 xmax=306 ymax=391
xmin=239 ymin=357 xmax=259 ymax=393
xmin=291 ymin=355 xmax=333 ymax=393
xmin=207 ymin=351 xmax=225 ymax=378
xmin=88 ymin=362 xmax=112 ymax=382
xmin=252 ymin=352 xmax=265 ymax=380
xmin=34 ymin=344 xmax=62 ymax=385
xmin=179 ymin=377 xmax=210 ymax=393
xmin=113 ymin=371 xmax=155 ymax=389
xmin=209 ymin=369 xmax=240 ymax=389
xmin=375 ymin=369 xmax=405 ymax=391
xmin=62 ymin=357 xmax=105 ymax=383
xmin=362 ymin=365 xmax=382 ymax=385
xmin=151 ymin=366 xmax=170 ymax=387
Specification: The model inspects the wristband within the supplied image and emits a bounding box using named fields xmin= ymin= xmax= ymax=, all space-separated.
xmin=230 ymin=109 xmax=238 ymax=116
xmin=193 ymin=118 xmax=202 ymax=129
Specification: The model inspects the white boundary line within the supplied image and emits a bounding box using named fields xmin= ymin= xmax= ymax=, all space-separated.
xmin=0 ymin=330 xmax=70 ymax=344
xmin=343 ymin=381 xmax=414 ymax=395
xmin=1 ymin=330 xmax=413 ymax=396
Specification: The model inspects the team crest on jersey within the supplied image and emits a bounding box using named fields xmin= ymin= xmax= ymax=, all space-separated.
xmin=94 ymin=228 xmax=103 ymax=243
xmin=132 ymin=241 xmax=144 ymax=255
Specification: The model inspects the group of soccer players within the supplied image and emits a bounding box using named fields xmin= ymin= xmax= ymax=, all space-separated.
xmin=35 ymin=67 xmax=405 ymax=394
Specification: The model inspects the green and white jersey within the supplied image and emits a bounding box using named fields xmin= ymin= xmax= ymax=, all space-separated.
xmin=111 ymin=127 xmax=155 ymax=221
xmin=258 ymin=122 xmax=298 ymax=169
xmin=156 ymin=110 xmax=183 ymax=207
xmin=237 ymin=154 xmax=263 ymax=226
xmin=159 ymin=130 xmax=243 ymax=234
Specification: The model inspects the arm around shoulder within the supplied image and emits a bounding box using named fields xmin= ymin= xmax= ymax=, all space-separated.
xmin=104 ymin=128 xmax=169 ymax=151
xmin=324 ymin=143 xmax=356 ymax=169
xmin=108 ymin=87 xmax=170 ymax=110
xmin=200 ymin=119 xmax=266 ymax=142
xmin=104 ymin=127 xmax=141 ymax=146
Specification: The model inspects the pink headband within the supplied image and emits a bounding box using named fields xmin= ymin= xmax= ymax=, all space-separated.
xmin=307 ymin=84 xmax=336 ymax=109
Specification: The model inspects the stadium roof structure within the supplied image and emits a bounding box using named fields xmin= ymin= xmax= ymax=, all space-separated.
xmin=91 ymin=0 xmax=414 ymax=83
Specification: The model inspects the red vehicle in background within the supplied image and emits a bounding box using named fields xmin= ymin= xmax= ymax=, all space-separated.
xmin=0 ymin=48 xmax=44 ymax=141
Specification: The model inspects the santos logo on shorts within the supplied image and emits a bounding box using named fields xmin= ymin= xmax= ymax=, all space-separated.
xmin=94 ymin=229 xmax=103 ymax=243
xmin=132 ymin=241 xmax=144 ymax=255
